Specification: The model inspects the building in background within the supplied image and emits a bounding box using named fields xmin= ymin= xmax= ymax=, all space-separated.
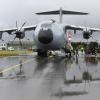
xmin=7 ymin=41 xmax=35 ymax=50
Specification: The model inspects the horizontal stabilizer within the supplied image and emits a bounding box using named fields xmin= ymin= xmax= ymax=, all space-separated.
xmin=36 ymin=10 xmax=88 ymax=15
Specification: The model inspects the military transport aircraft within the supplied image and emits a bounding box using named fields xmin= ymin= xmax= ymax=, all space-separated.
xmin=0 ymin=7 xmax=100 ymax=57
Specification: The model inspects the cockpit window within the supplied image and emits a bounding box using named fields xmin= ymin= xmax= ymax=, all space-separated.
xmin=41 ymin=23 xmax=52 ymax=29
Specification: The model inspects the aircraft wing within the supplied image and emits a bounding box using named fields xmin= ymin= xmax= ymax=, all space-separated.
xmin=64 ymin=25 xmax=84 ymax=34
xmin=23 ymin=25 xmax=37 ymax=31
xmin=78 ymin=26 xmax=100 ymax=32
xmin=64 ymin=25 xmax=83 ymax=31
xmin=64 ymin=25 xmax=100 ymax=33
xmin=0 ymin=28 xmax=17 ymax=34
xmin=0 ymin=25 xmax=36 ymax=34
xmin=89 ymin=28 xmax=100 ymax=32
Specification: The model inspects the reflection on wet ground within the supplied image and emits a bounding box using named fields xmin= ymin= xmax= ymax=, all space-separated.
xmin=85 ymin=57 xmax=98 ymax=66
xmin=0 ymin=54 xmax=100 ymax=100
xmin=54 ymin=91 xmax=88 ymax=97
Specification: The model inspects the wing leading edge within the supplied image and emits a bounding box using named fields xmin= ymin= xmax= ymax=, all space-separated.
xmin=64 ymin=25 xmax=100 ymax=33
xmin=0 ymin=25 xmax=36 ymax=34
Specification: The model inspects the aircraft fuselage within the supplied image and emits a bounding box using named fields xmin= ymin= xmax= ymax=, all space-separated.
xmin=33 ymin=21 xmax=66 ymax=50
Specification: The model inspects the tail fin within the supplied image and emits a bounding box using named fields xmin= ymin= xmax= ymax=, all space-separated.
xmin=35 ymin=7 xmax=89 ymax=23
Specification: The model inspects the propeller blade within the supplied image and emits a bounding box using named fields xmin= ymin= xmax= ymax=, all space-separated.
xmin=9 ymin=36 xmax=16 ymax=47
xmin=90 ymin=35 xmax=97 ymax=41
xmin=19 ymin=22 xmax=26 ymax=31
xmin=86 ymin=27 xmax=88 ymax=31
xmin=19 ymin=39 xmax=22 ymax=49
xmin=16 ymin=21 xmax=18 ymax=30
xmin=11 ymin=36 xmax=16 ymax=44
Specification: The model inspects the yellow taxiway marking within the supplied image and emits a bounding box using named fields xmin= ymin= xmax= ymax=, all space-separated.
xmin=2 ymin=58 xmax=34 ymax=73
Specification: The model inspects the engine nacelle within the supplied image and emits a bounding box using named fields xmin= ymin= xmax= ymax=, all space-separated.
xmin=15 ymin=30 xmax=25 ymax=39
xmin=83 ymin=31 xmax=92 ymax=40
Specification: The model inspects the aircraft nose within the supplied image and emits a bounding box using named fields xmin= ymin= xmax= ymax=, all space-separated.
xmin=38 ymin=29 xmax=53 ymax=44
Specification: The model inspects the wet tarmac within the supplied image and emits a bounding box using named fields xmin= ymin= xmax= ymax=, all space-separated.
xmin=0 ymin=52 xmax=100 ymax=100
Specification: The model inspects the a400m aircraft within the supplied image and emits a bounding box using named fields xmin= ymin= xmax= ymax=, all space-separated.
xmin=0 ymin=7 xmax=100 ymax=57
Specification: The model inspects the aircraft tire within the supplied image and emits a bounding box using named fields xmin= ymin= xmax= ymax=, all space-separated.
xmin=37 ymin=49 xmax=47 ymax=57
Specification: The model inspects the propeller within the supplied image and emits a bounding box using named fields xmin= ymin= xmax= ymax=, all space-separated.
xmin=82 ymin=21 xmax=93 ymax=40
xmin=16 ymin=21 xmax=18 ymax=30
xmin=12 ymin=21 xmax=26 ymax=49
xmin=83 ymin=27 xmax=90 ymax=39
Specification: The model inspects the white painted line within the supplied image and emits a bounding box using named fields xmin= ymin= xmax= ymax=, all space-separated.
xmin=2 ymin=58 xmax=34 ymax=73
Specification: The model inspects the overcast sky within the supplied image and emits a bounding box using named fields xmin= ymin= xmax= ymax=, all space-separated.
xmin=0 ymin=0 xmax=100 ymax=42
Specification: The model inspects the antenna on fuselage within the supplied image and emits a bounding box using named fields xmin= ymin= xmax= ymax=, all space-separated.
xmin=35 ymin=7 xmax=89 ymax=24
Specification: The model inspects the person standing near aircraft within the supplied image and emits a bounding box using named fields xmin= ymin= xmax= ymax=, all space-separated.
xmin=75 ymin=47 xmax=79 ymax=57
xmin=80 ymin=46 xmax=84 ymax=55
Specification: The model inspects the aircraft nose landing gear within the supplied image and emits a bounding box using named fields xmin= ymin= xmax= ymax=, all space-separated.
xmin=37 ymin=49 xmax=47 ymax=57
